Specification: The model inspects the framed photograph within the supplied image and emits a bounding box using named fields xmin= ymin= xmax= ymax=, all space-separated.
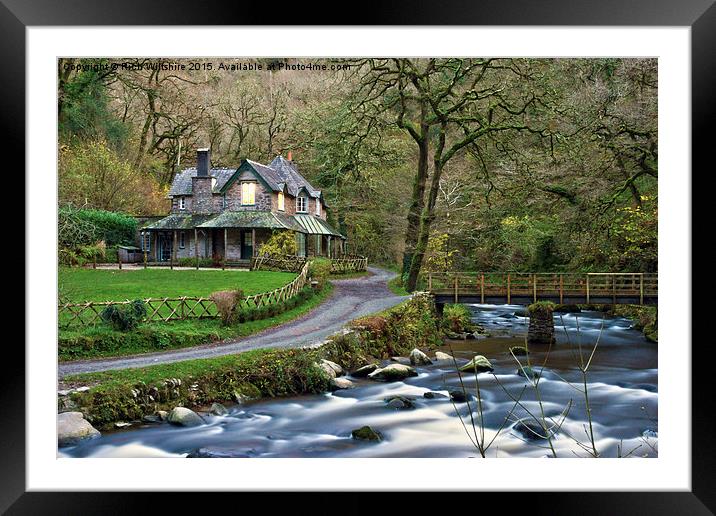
xmin=8 ymin=0 xmax=709 ymax=512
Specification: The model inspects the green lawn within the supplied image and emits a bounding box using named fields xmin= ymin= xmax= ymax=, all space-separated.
xmin=58 ymin=267 xmax=295 ymax=302
xmin=58 ymin=283 xmax=334 ymax=361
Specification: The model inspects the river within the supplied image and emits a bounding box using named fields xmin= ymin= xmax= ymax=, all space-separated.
xmin=60 ymin=305 xmax=658 ymax=458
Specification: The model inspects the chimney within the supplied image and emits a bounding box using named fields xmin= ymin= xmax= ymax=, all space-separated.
xmin=197 ymin=148 xmax=210 ymax=176
xmin=287 ymin=150 xmax=293 ymax=161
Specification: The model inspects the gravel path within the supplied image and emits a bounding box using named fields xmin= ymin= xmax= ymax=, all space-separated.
xmin=59 ymin=266 xmax=408 ymax=378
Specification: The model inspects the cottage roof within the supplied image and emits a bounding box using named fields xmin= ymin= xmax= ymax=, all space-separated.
xmin=196 ymin=211 xmax=307 ymax=232
xmin=268 ymin=156 xmax=321 ymax=198
xmin=140 ymin=214 xmax=215 ymax=230
xmin=293 ymin=214 xmax=345 ymax=238
xmin=168 ymin=168 xmax=235 ymax=197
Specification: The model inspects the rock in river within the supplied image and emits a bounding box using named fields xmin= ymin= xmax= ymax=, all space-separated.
xmin=517 ymin=365 xmax=540 ymax=380
xmin=331 ymin=377 xmax=355 ymax=390
xmin=351 ymin=363 xmax=379 ymax=378
xmin=352 ymin=426 xmax=383 ymax=442
xmin=57 ymin=412 xmax=100 ymax=447
xmin=409 ymin=348 xmax=433 ymax=366
xmin=167 ymin=407 xmax=205 ymax=427
xmin=448 ymin=390 xmax=475 ymax=403
xmin=384 ymin=395 xmax=416 ymax=410
xmin=209 ymin=403 xmax=228 ymax=416
xmin=434 ymin=351 xmax=453 ymax=361
xmin=513 ymin=419 xmax=551 ymax=441
xmin=321 ymin=359 xmax=345 ymax=377
xmin=367 ymin=363 xmax=418 ymax=382
xmin=458 ymin=355 xmax=494 ymax=373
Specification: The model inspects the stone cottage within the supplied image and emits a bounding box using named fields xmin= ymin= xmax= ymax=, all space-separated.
xmin=140 ymin=149 xmax=345 ymax=264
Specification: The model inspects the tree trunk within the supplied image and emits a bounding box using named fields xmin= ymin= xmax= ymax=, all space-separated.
xmin=401 ymin=101 xmax=430 ymax=275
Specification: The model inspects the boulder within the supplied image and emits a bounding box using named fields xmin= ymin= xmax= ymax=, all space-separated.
xmin=320 ymin=359 xmax=344 ymax=377
xmin=449 ymin=390 xmax=475 ymax=403
xmin=458 ymin=355 xmax=494 ymax=373
xmin=351 ymin=426 xmax=383 ymax=442
xmin=516 ymin=365 xmax=540 ymax=380
xmin=167 ymin=407 xmax=205 ymax=427
xmin=57 ymin=412 xmax=100 ymax=447
xmin=390 ymin=356 xmax=411 ymax=365
xmin=209 ymin=403 xmax=228 ymax=416
xmin=318 ymin=362 xmax=337 ymax=379
xmin=351 ymin=363 xmax=379 ymax=378
xmin=513 ymin=419 xmax=550 ymax=441
xmin=384 ymin=395 xmax=416 ymax=410
xmin=186 ymin=448 xmax=235 ymax=458
xmin=367 ymin=363 xmax=418 ymax=382
xmin=331 ymin=377 xmax=355 ymax=390
xmin=409 ymin=348 xmax=433 ymax=366
xmin=156 ymin=410 xmax=169 ymax=421
xmin=423 ymin=391 xmax=448 ymax=399
xmin=509 ymin=346 xmax=528 ymax=356
xmin=434 ymin=351 xmax=453 ymax=361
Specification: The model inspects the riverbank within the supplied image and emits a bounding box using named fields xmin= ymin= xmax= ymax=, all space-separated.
xmin=60 ymin=293 xmax=441 ymax=430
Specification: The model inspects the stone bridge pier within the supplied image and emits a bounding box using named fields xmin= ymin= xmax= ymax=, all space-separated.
xmin=527 ymin=302 xmax=556 ymax=345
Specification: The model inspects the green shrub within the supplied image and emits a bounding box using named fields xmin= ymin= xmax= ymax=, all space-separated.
xmin=178 ymin=257 xmax=214 ymax=267
xmin=104 ymin=247 xmax=118 ymax=263
xmin=258 ymin=230 xmax=298 ymax=256
xmin=443 ymin=304 xmax=474 ymax=333
xmin=100 ymin=300 xmax=147 ymax=331
xmin=308 ymin=258 xmax=332 ymax=288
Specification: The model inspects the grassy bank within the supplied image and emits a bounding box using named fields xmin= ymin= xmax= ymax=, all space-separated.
xmin=62 ymin=293 xmax=441 ymax=429
xmin=59 ymin=267 xmax=295 ymax=302
xmin=59 ymin=283 xmax=333 ymax=360
xmin=609 ymin=304 xmax=658 ymax=342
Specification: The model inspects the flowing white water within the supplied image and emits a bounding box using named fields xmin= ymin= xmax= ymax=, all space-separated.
xmin=61 ymin=306 xmax=657 ymax=458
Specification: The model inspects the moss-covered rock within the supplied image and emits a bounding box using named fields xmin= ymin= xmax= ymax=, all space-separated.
xmin=458 ymin=355 xmax=494 ymax=373
xmin=167 ymin=407 xmax=205 ymax=427
xmin=509 ymin=346 xmax=528 ymax=356
xmin=367 ymin=363 xmax=418 ymax=382
xmin=351 ymin=426 xmax=382 ymax=441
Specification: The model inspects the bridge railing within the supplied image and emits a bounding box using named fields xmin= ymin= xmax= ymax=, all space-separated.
xmin=423 ymin=272 xmax=657 ymax=305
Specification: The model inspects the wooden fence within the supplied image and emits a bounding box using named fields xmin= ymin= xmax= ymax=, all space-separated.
xmin=330 ymin=254 xmax=368 ymax=274
xmin=251 ymin=254 xmax=307 ymax=273
xmin=59 ymin=262 xmax=312 ymax=328
xmin=424 ymin=272 xmax=658 ymax=305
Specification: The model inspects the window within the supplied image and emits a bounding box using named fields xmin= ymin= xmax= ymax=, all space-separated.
xmin=278 ymin=191 xmax=285 ymax=211
xmin=315 ymin=198 xmax=321 ymax=215
xmin=141 ymin=232 xmax=151 ymax=252
xmin=297 ymin=233 xmax=306 ymax=257
xmin=179 ymin=232 xmax=185 ymax=249
xmin=178 ymin=196 xmax=186 ymax=210
xmin=241 ymin=182 xmax=256 ymax=205
xmin=222 ymin=193 xmax=227 ymax=210
xmin=296 ymin=195 xmax=307 ymax=213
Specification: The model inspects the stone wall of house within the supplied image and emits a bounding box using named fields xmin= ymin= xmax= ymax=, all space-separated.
xmin=170 ymin=195 xmax=193 ymax=214
xmin=223 ymin=172 xmax=272 ymax=212
xmin=191 ymin=177 xmax=214 ymax=214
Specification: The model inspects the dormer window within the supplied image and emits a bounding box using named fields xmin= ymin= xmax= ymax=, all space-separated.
xmin=296 ymin=195 xmax=307 ymax=213
xmin=178 ymin=196 xmax=186 ymax=210
xmin=278 ymin=191 xmax=285 ymax=211
xmin=315 ymin=198 xmax=321 ymax=215
xmin=241 ymin=182 xmax=256 ymax=205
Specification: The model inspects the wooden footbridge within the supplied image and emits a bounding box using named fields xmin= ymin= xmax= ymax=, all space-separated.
xmin=424 ymin=272 xmax=657 ymax=306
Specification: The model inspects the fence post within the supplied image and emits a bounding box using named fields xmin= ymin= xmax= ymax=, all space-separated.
xmin=640 ymin=273 xmax=644 ymax=305
xmin=195 ymin=228 xmax=199 ymax=270
xmin=612 ymin=274 xmax=617 ymax=304
xmin=143 ymin=250 xmax=147 ymax=269
xmin=586 ymin=274 xmax=590 ymax=304
xmin=117 ymin=252 xmax=122 ymax=270
xmin=507 ymin=273 xmax=511 ymax=304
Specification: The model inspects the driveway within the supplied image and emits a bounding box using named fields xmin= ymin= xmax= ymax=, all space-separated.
xmin=59 ymin=267 xmax=408 ymax=378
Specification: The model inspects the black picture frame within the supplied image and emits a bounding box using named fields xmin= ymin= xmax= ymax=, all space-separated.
xmin=5 ymin=0 xmax=709 ymax=513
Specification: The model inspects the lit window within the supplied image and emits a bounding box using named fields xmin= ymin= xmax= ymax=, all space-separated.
xmin=179 ymin=232 xmax=185 ymax=249
xmin=297 ymin=195 xmax=307 ymax=213
xmin=315 ymin=198 xmax=321 ymax=215
xmin=278 ymin=191 xmax=285 ymax=211
xmin=241 ymin=182 xmax=256 ymax=205
xmin=141 ymin=232 xmax=151 ymax=252
xmin=178 ymin=196 xmax=186 ymax=210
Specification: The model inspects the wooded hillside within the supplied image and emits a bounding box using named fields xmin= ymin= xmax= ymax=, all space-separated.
xmin=58 ymin=57 xmax=657 ymax=280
